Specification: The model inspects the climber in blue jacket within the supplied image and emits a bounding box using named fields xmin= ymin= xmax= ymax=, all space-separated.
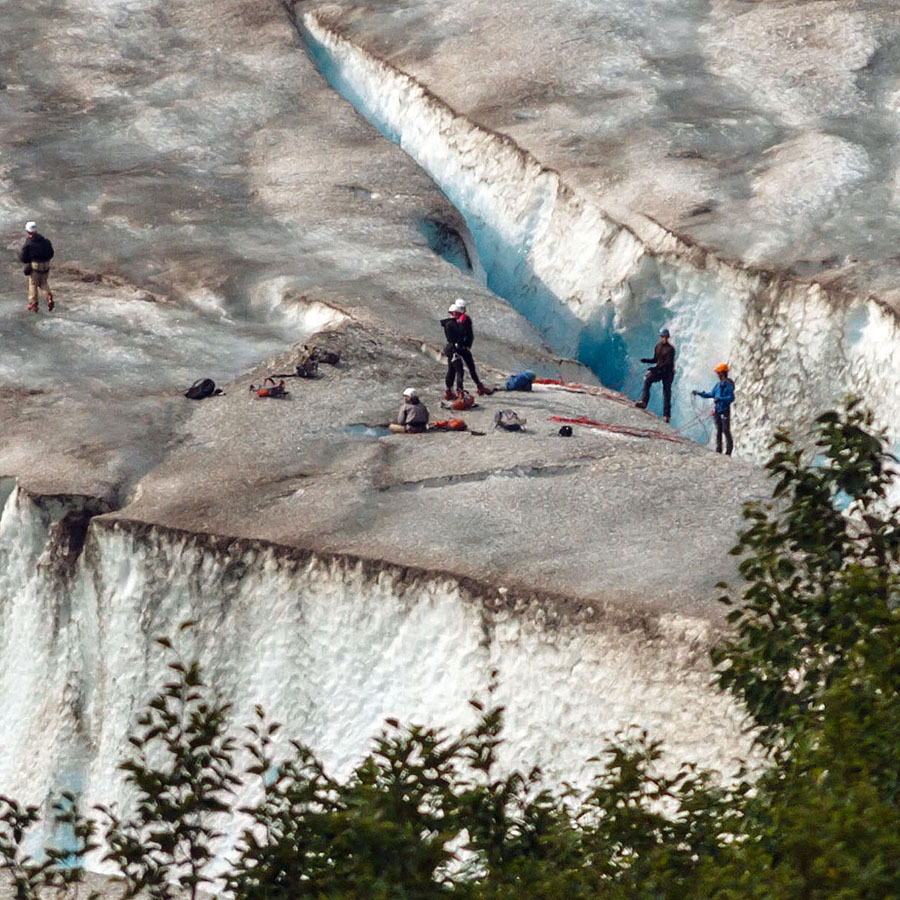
xmin=693 ymin=363 xmax=735 ymax=455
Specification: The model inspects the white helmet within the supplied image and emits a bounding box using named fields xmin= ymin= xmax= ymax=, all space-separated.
xmin=453 ymin=298 xmax=467 ymax=310
xmin=25 ymin=221 xmax=37 ymax=233
xmin=402 ymin=387 xmax=417 ymax=398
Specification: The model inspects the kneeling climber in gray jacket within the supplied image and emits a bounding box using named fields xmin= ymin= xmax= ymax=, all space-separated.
xmin=389 ymin=387 xmax=430 ymax=433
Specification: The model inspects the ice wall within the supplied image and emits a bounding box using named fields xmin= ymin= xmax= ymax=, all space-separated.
xmin=301 ymin=14 xmax=900 ymax=458
xmin=0 ymin=485 xmax=748 ymax=861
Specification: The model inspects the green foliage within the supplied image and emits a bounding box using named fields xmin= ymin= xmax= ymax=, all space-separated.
xmin=10 ymin=401 xmax=900 ymax=898
xmin=713 ymin=399 xmax=900 ymax=753
xmin=97 ymin=631 xmax=240 ymax=900
xmin=707 ymin=398 xmax=900 ymax=897
xmin=0 ymin=793 xmax=97 ymax=900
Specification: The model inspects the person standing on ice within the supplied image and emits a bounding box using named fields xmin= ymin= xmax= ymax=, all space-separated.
xmin=18 ymin=221 xmax=54 ymax=313
xmin=441 ymin=302 xmax=469 ymax=399
xmin=389 ymin=387 xmax=430 ymax=433
xmin=693 ymin=363 xmax=735 ymax=455
xmin=634 ymin=327 xmax=676 ymax=422
xmin=450 ymin=299 xmax=491 ymax=396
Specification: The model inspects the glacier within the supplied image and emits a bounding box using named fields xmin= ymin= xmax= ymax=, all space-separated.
xmin=301 ymin=8 xmax=900 ymax=457
xmin=3 ymin=0 xmax=900 ymax=864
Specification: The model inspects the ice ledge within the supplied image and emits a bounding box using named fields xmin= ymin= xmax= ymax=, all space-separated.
xmin=0 ymin=485 xmax=751 ymax=819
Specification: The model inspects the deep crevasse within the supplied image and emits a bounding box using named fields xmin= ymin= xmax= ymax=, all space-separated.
xmin=0 ymin=484 xmax=747 ymax=863
xmin=302 ymin=13 xmax=900 ymax=457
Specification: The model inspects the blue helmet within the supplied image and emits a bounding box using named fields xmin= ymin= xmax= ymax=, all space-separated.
xmin=659 ymin=327 xmax=670 ymax=337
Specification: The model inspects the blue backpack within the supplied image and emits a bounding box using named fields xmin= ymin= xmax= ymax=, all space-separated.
xmin=505 ymin=372 xmax=535 ymax=392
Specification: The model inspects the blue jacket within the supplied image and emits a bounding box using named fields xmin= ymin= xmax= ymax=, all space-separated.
xmin=698 ymin=378 xmax=735 ymax=414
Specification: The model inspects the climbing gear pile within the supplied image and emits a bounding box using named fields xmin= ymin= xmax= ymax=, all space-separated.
xmin=309 ymin=346 xmax=341 ymax=365
xmin=494 ymin=409 xmax=526 ymax=431
xmin=451 ymin=390 xmax=476 ymax=411
xmin=250 ymin=377 xmax=288 ymax=398
xmin=431 ymin=419 xmax=468 ymax=431
xmin=185 ymin=378 xmax=221 ymax=400
xmin=505 ymin=372 xmax=535 ymax=392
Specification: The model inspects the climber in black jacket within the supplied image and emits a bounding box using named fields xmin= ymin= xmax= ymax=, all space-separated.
xmin=634 ymin=327 xmax=676 ymax=422
xmin=441 ymin=302 xmax=468 ymax=399
xmin=441 ymin=299 xmax=490 ymax=399
xmin=19 ymin=221 xmax=55 ymax=312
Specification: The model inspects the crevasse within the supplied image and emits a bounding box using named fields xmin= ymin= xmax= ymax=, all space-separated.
xmin=301 ymin=13 xmax=900 ymax=458
xmin=0 ymin=484 xmax=747 ymax=865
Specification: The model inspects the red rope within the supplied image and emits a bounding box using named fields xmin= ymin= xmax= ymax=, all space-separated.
xmin=532 ymin=379 xmax=632 ymax=406
xmin=549 ymin=416 xmax=690 ymax=444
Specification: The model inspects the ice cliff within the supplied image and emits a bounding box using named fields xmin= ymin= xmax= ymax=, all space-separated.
xmin=0 ymin=481 xmax=748 ymax=864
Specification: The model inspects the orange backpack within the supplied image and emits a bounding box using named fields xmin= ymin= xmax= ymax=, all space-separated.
xmin=431 ymin=418 xmax=468 ymax=431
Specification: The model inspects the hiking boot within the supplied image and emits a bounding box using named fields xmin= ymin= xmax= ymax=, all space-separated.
xmin=444 ymin=389 xmax=455 ymax=401
xmin=27 ymin=301 xmax=38 ymax=312
xmin=46 ymin=293 xmax=54 ymax=311
xmin=634 ymin=400 xmax=647 ymax=409
xmin=477 ymin=383 xmax=493 ymax=396
xmin=663 ymin=415 xmax=670 ymax=423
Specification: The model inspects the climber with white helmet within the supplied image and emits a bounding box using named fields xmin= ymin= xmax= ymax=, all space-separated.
xmin=449 ymin=299 xmax=492 ymax=396
xmin=440 ymin=301 xmax=469 ymax=400
xmin=634 ymin=327 xmax=676 ymax=422
xmin=693 ymin=363 xmax=735 ymax=455
xmin=389 ymin=387 xmax=430 ymax=433
xmin=18 ymin=221 xmax=55 ymax=313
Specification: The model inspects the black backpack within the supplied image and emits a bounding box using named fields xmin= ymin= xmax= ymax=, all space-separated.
xmin=184 ymin=378 xmax=219 ymax=400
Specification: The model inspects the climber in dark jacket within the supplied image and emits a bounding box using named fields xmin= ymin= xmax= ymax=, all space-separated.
xmin=18 ymin=221 xmax=55 ymax=312
xmin=634 ymin=327 xmax=676 ymax=422
xmin=693 ymin=363 xmax=735 ymax=455
xmin=441 ymin=299 xmax=489 ymax=399
xmin=451 ymin=299 xmax=492 ymax=395
xmin=441 ymin=302 xmax=468 ymax=399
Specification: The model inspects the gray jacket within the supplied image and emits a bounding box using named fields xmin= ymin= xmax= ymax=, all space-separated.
xmin=398 ymin=399 xmax=429 ymax=429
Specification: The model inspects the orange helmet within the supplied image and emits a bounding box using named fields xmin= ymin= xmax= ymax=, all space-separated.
xmin=714 ymin=363 xmax=729 ymax=374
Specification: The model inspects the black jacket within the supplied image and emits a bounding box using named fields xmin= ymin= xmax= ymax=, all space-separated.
xmin=441 ymin=316 xmax=467 ymax=352
xmin=456 ymin=313 xmax=474 ymax=348
xmin=19 ymin=233 xmax=54 ymax=264
xmin=641 ymin=340 xmax=675 ymax=376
